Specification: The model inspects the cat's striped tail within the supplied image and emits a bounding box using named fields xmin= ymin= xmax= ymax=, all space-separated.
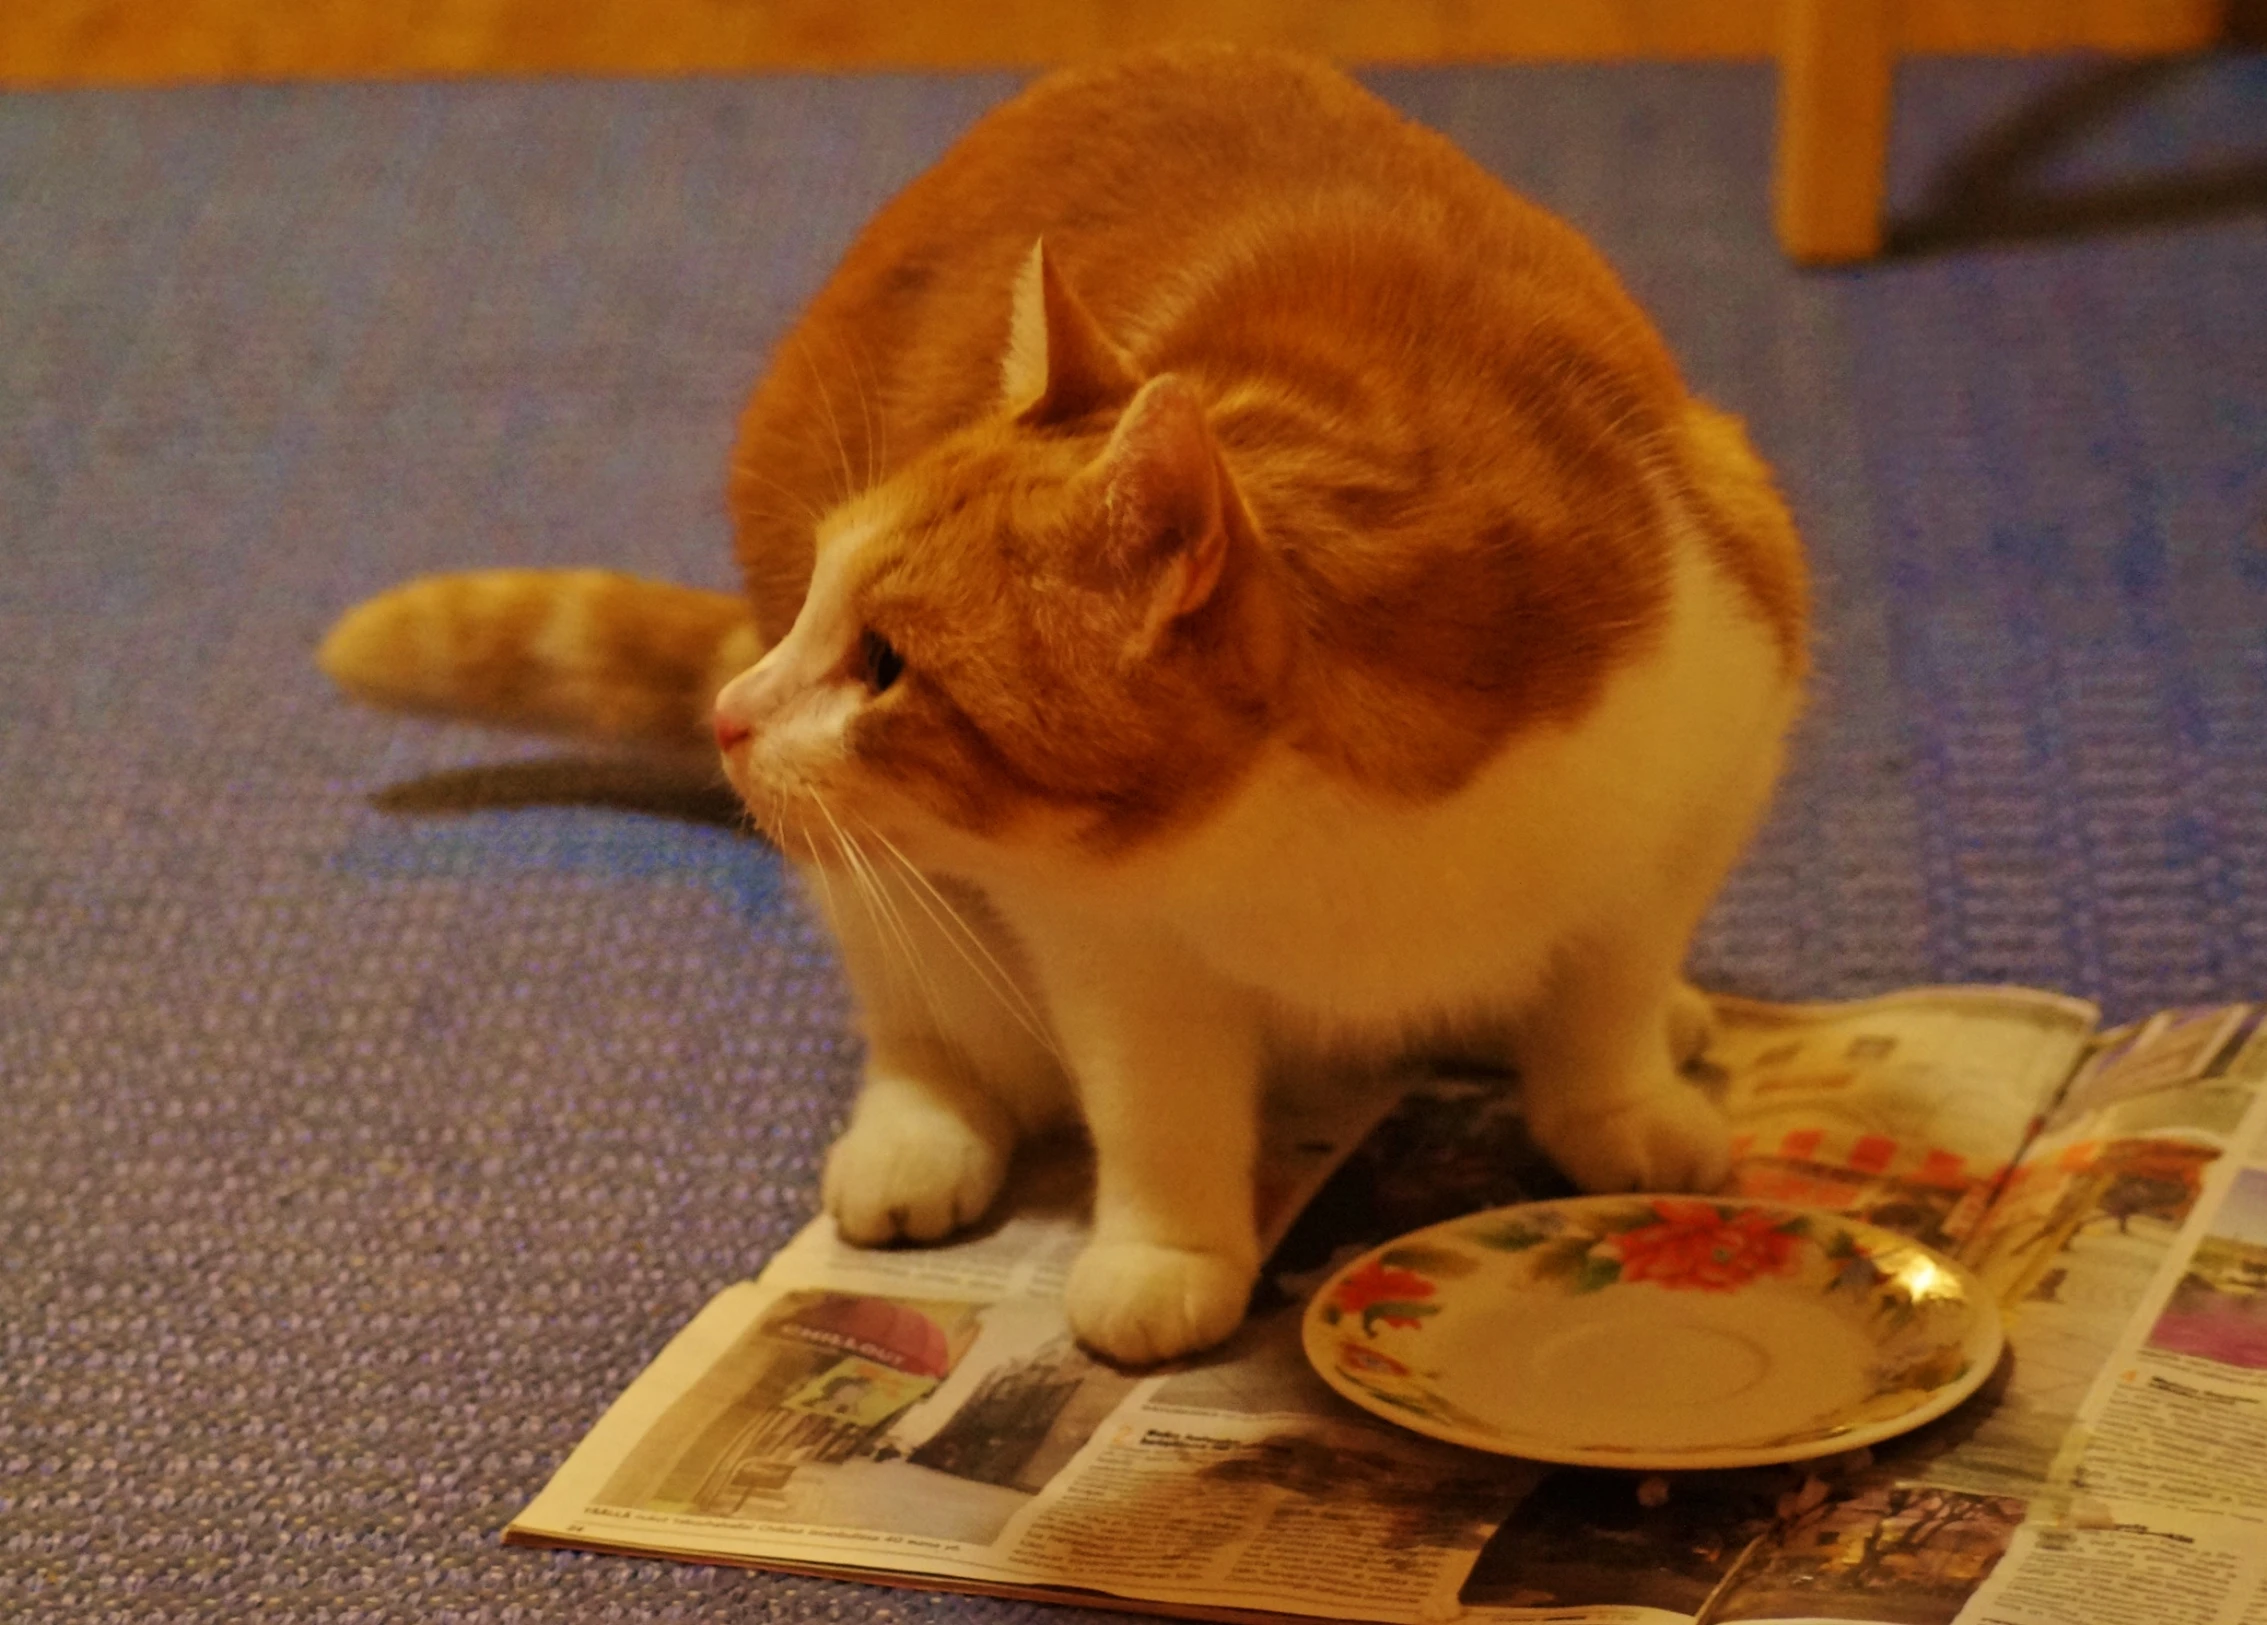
xmin=318 ymin=569 xmax=762 ymax=752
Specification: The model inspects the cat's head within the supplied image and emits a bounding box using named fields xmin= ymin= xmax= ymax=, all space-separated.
xmin=715 ymin=244 xmax=1289 ymax=877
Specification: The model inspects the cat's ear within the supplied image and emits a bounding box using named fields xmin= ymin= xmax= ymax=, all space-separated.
xmin=1001 ymin=239 xmax=1143 ymax=424
xmin=1089 ymin=375 xmax=1242 ymax=642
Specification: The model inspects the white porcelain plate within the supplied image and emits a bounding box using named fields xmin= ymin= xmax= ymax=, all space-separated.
xmin=1302 ymin=1196 xmax=2002 ymax=1469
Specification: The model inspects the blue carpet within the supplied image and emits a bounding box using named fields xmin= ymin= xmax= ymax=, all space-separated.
xmin=2 ymin=54 xmax=2263 ymax=1622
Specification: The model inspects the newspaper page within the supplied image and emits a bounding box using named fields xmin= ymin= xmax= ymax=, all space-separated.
xmin=511 ymin=987 xmax=2267 ymax=1625
xmin=1455 ymin=1001 xmax=2267 ymax=1625
xmin=508 ymin=1066 xmax=1486 ymax=1623
xmin=1931 ymin=1004 xmax=2267 ymax=1506
xmin=1452 ymin=987 xmax=2100 ymax=1625
xmin=1954 ymin=1015 xmax=2267 ymax=1625
xmin=1705 ymin=986 xmax=2102 ymax=1250
xmin=1659 ymin=1002 xmax=2267 ymax=1625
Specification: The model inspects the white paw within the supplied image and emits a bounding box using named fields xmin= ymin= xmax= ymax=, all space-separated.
xmin=823 ymin=1098 xmax=1011 ymax=1245
xmin=1531 ymin=1077 xmax=1732 ymax=1194
xmin=1667 ymin=980 xmax=1716 ymax=1070
xmin=1065 ymin=1240 xmax=1255 ymax=1366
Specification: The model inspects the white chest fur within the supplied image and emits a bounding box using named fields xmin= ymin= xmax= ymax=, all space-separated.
xmin=996 ymin=545 xmax=1799 ymax=1052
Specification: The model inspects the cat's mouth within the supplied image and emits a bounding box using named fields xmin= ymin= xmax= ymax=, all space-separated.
xmin=747 ymin=806 xmax=830 ymax=866
xmin=722 ymin=766 xmax=906 ymax=877
xmin=722 ymin=778 xmax=830 ymax=866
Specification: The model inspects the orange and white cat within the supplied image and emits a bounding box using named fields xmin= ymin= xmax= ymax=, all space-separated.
xmin=322 ymin=47 xmax=1808 ymax=1364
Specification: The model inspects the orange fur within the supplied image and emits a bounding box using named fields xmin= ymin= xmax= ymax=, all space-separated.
xmin=319 ymin=569 xmax=757 ymax=749
xmin=724 ymin=46 xmax=1806 ymax=851
xmin=320 ymin=46 xmax=1815 ymax=1364
xmin=322 ymin=47 xmax=1805 ymax=826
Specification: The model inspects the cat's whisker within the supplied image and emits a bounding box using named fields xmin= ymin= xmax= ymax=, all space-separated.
xmin=881 ymin=870 xmax=1064 ymax=1068
xmin=856 ymin=820 xmax=1061 ymax=1060
xmin=798 ymin=338 xmax=860 ymax=507
xmin=825 ymin=829 xmax=914 ymax=1013
xmin=842 ymin=334 xmax=881 ymax=493
xmin=821 ymin=807 xmax=985 ymax=1098
xmin=811 ymin=790 xmax=935 ymax=1018
xmin=731 ymin=461 xmax=827 ymax=531
xmin=865 ymin=332 xmax=890 ymax=486
xmin=797 ymin=805 xmax=844 ymax=936
xmin=807 ymin=789 xmax=884 ymax=929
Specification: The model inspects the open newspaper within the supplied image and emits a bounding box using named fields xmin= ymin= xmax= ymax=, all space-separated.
xmin=509 ymin=989 xmax=2267 ymax=1625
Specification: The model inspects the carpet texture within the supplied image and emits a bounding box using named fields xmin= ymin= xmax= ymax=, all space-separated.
xmin=4 ymin=53 xmax=2264 ymax=1623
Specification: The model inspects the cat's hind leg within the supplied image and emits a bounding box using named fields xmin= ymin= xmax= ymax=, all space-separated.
xmin=1518 ymin=935 xmax=1732 ymax=1195
xmin=806 ymin=861 xmax=1067 ymax=1243
xmin=1667 ymin=977 xmax=1717 ymax=1070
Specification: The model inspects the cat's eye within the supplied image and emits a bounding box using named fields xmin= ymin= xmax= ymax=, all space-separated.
xmin=859 ymin=628 xmax=905 ymax=696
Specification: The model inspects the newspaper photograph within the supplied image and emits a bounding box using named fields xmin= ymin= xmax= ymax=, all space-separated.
xmin=509 ymin=989 xmax=2267 ymax=1625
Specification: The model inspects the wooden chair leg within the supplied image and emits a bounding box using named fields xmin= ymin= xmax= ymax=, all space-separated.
xmin=1775 ymin=0 xmax=1896 ymax=263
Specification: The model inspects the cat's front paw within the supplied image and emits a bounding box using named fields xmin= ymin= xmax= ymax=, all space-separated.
xmin=1065 ymin=1240 xmax=1255 ymax=1365
xmin=1667 ymin=980 xmax=1716 ymax=1071
xmin=1531 ymin=1078 xmax=1731 ymax=1194
xmin=823 ymin=1095 xmax=1011 ymax=1245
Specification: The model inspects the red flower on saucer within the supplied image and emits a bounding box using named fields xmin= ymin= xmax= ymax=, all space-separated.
xmin=1331 ymin=1259 xmax=1437 ymax=1328
xmin=1610 ymin=1199 xmax=1804 ymax=1292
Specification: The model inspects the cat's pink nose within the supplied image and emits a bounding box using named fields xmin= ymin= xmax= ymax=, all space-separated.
xmin=714 ymin=711 xmax=752 ymax=752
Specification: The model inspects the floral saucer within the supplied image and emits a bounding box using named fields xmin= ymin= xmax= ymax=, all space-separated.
xmin=1301 ymin=1196 xmax=2002 ymax=1468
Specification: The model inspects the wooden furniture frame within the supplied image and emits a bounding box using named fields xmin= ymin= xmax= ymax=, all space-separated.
xmin=1773 ymin=0 xmax=2233 ymax=262
xmin=3 ymin=1 xmax=2233 ymax=263
xmin=1776 ymin=0 xmax=1899 ymax=262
